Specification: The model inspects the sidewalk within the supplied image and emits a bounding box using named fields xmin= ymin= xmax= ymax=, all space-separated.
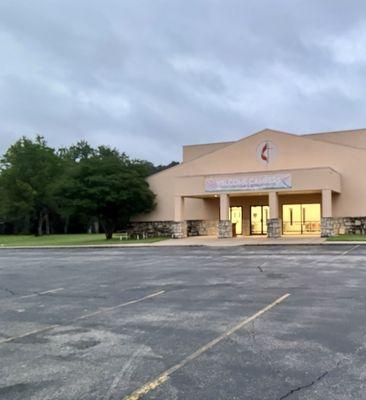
xmin=2 ymin=235 xmax=366 ymax=249
xmin=152 ymin=235 xmax=326 ymax=247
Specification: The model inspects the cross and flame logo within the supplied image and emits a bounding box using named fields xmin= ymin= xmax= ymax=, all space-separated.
xmin=257 ymin=141 xmax=276 ymax=165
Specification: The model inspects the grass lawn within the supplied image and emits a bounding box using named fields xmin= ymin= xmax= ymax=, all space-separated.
xmin=0 ymin=234 xmax=168 ymax=247
xmin=327 ymin=234 xmax=366 ymax=241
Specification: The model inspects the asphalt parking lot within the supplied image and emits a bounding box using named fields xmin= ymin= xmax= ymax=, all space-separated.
xmin=0 ymin=245 xmax=366 ymax=400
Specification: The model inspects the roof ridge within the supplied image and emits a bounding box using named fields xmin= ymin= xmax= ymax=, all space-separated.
xmin=302 ymin=127 xmax=366 ymax=136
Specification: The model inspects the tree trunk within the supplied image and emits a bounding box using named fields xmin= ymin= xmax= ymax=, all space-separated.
xmin=45 ymin=213 xmax=50 ymax=235
xmin=100 ymin=219 xmax=114 ymax=240
xmin=37 ymin=213 xmax=43 ymax=236
xmin=105 ymin=229 xmax=113 ymax=240
xmin=93 ymin=219 xmax=99 ymax=234
xmin=24 ymin=215 xmax=30 ymax=234
xmin=64 ymin=216 xmax=69 ymax=234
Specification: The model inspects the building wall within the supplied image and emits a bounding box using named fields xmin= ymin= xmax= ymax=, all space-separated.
xmin=134 ymin=129 xmax=366 ymax=222
xmin=183 ymin=141 xmax=234 ymax=162
xmin=133 ymin=179 xmax=220 ymax=222
xmin=304 ymin=129 xmax=366 ymax=150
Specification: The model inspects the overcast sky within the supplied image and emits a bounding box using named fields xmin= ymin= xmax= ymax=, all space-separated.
xmin=1 ymin=1 xmax=366 ymax=163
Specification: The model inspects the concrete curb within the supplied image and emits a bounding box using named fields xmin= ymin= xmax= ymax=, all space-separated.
xmin=1 ymin=241 xmax=366 ymax=249
xmin=321 ymin=241 xmax=366 ymax=245
xmin=0 ymin=244 xmax=160 ymax=250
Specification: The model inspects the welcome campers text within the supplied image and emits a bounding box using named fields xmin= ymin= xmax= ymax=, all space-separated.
xmin=204 ymin=174 xmax=292 ymax=192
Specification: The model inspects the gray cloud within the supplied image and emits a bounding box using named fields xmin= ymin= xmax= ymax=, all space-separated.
xmin=1 ymin=0 xmax=366 ymax=163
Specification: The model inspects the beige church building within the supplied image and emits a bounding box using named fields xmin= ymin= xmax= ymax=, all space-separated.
xmin=132 ymin=128 xmax=366 ymax=239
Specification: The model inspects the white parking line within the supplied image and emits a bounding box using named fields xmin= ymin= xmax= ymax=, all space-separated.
xmin=321 ymin=244 xmax=361 ymax=264
xmin=71 ymin=290 xmax=165 ymax=322
xmin=20 ymin=287 xmax=64 ymax=299
xmin=339 ymin=244 xmax=360 ymax=257
xmin=122 ymin=292 xmax=291 ymax=400
xmin=0 ymin=290 xmax=165 ymax=345
xmin=0 ymin=325 xmax=59 ymax=345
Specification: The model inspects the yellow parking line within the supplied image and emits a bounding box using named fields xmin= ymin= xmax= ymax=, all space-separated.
xmin=123 ymin=292 xmax=291 ymax=400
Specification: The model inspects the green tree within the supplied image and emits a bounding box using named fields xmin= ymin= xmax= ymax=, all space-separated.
xmin=59 ymin=143 xmax=156 ymax=239
xmin=141 ymin=160 xmax=179 ymax=176
xmin=52 ymin=141 xmax=96 ymax=233
xmin=0 ymin=136 xmax=62 ymax=235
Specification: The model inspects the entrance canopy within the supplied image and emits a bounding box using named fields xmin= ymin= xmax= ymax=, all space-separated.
xmin=172 ymin=167 xmax=341 ymax=238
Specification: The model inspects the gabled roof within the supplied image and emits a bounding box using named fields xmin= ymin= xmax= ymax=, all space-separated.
xmin=149 ymin=127 xmax=366 ymax=179
xmin=183 ymin=127 xmax=366 ymax=164
xmin=173 ymin=128 xmax=366 ymax=177
xmin=302 ymin=128 xmax=366 ymax=150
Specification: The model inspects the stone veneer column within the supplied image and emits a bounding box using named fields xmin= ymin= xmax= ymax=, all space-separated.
xmin=267 ymin=191 xmax=281 ymax=238
xmin=218 ymin=193 xmax=232 ymax=238
xmin=321 ymin=189 xmax=334 ymax=237
xmin=217 ymin=220 xmax=233 ymax=238
xmin=172 ymin=221 xmax=188 ymax=239
xmin=172 ymin=196 xmax=187 ymax=239
xmin=321 ymin=217 xmax=334 ymax=237
xmin=267 ymin=218 xmax=281 ymax=238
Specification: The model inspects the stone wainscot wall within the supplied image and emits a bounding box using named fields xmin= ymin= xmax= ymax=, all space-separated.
xmin=129 ymin=217 xmax=366 ymax=238
xmin=187 ymin=220 xmax=218 ymax=236
xmin=321 ymin=217 xmax=366 ymax=237
xmin=128 ymin=220 xmax=219 ymax=238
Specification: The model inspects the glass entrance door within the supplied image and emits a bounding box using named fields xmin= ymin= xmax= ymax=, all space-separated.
xmin=230 ymin=207 xmax=242 ymax=235
xmin=282 ymin=204 xmax=321 ymax=235
xmin=250 ymin=206 xmax=269 ymax=235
